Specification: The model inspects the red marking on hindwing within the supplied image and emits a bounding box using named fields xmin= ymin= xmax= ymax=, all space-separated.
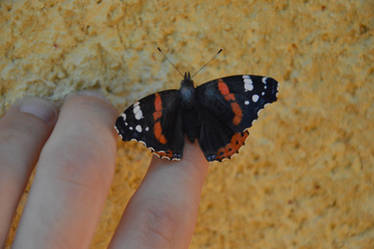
xmin=217 ymin=79 xmax=242 ymax=125
xmin=154 ymin=150 xmax=174 ymax=159
xmin=216 ymin=131 xmax=249 ymax=160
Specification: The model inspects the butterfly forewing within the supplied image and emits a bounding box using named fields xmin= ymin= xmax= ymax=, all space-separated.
xmin=115 ymin=90 xmax=184 ymax=160
xmin=196 ymin=75 xmax=278 ymax=132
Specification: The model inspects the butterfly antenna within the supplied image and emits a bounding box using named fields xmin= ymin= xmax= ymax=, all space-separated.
xmin=157 ymin=47 xmax=184 ymax=77
xmin=192 ymin=48 xmax=223 ymax=78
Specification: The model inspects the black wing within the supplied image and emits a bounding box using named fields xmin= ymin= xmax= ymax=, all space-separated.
xmin=115 ymin=90 xmax=185 ymax=160
xmin=196 ymin=75 xmax=278 ymax=161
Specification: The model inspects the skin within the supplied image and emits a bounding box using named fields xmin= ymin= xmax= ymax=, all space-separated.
xmin=0 ymin=91 xmax=208 ymax=249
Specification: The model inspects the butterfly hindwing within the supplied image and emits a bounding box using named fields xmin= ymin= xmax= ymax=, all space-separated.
xmin=196 ymin=75 xmax=278 ymax=161
xmin=198 ymin=107 xmax=249 ymax=161
xmin=115 ymin=90 xmax=184 ymax=160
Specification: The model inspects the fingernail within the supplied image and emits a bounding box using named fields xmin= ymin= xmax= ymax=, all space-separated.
xmin=19 ymin=97 xmax=57 ymax=123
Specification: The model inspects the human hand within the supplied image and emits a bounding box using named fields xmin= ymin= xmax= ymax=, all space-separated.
xmin=0 ymin=92 xmax=208 ymax=249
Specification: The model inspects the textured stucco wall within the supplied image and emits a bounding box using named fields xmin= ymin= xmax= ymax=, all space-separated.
xmin=1 ymin=0 xmax=373 ymax=248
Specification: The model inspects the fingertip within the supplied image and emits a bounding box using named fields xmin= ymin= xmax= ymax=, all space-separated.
xmin=13 ymin=96 xmax=58 ymax=125
xmin=183 ymin=139 xmax=209 ymax=166
xmin=69 ymin=90 xmax=111 ymax=104
xmin=151 ymin=140 xmax=208 ymax=171
xmin=63 ymin=90 xmax=118 ymax=131
xmin=0 ymin=96 xmax=58 ymax=243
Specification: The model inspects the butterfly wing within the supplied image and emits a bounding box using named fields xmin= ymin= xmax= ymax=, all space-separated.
xmin=196 ymin=75 xmax=278 ymax=161
xmin=198 ymin=107 xmax=249 ymax=162
xmin=115 ymin=90 xmax=184 ymax=160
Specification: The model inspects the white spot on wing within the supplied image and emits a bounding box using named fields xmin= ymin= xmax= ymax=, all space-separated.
xmin=121 ymin=113 xmax=126 ymax=120
xmin=129 ymin=126 xmax=133 ymax=130
xmin=135 ymin=125 xmax=142 ymax=133
xmin=263 ymin=77 xmax=268 ymax=90
xmin=242 ymin=75 xmax=250 ymax=79
xmin=252 ymin=94 xmax=259 ymax=102
xmin=133 ymin=102 xmax=144 ymax=120
xmin=244 ymin=77 xmax=254 ymax=91
xmin=145 ymin=126 xmax=149 ymax=131
xmin=244 ymin=100 xmax=250 ymax=105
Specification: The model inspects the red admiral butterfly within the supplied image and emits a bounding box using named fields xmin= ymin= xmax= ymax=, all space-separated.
xmin=115 ymin=72 xmax=278 ymax=162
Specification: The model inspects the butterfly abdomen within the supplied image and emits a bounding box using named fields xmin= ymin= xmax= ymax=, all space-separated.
xmin=182 ymin=107 xmax=201 ymax=142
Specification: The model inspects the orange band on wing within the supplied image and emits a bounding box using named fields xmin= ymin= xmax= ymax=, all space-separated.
xmin=154 ymin=121 xmax=167 ymax=144
xmin=218 ymin=79 xmax=230 ymax=95
xmin=154 ymin=93 xmax=162 ymax=111
xmin=153 ymin=93 xmax=163 ymax=121
xmin=231 ymin=102 xmax=243 ymax=125
xmin=216 ymin=131 xmax=249 ymax=160
xmin=153 ymin=112 xmax=162 ymax=120
xmin=218 ymin=79 xmax=236 ymax=101
xmin=153 ymin=93 xmax=167 ymax=144
xmin=218 ymin=79 xmax=243 ymax=126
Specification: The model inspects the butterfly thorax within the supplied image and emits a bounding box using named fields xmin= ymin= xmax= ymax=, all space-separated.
xmin=179 ymin=72 xmax=196 ymax=109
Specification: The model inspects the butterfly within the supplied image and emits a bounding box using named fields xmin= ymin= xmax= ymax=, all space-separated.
xmin=115 ymin=71 xmax=278 ymax=162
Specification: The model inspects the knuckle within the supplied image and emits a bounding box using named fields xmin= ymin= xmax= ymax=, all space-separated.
xmin=0 ymin=118 xmax=42 ymax=143
xmin=0 ymin=126 xmax=42 ymax=174
xmin=0 ymin=159 xmax=25 ymax=184
xmin=0 ymin=112 xmax=48 ymax=150
xmin=40 ymin=135 xmax=115 ymax=190
xmin=139 ymin=201 xmax=179 ymax=248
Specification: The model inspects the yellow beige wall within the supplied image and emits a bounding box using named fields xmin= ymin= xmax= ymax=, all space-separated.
xmin=1 ymin=0 xmax=373 ymax=248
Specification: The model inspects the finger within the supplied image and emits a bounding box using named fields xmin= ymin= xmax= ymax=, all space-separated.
xmin=0 ymin=97 xmax=57 ymax=245
xmin=12 ymin=92 xmax=118 ymax=249
xmin=109 ymin=141 xmax=208 ymax=249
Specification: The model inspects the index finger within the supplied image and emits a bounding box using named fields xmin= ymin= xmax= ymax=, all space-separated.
xmin=109 ymin=141 xmax=208 ymax=249
xmin=12 ymin=92 xmax=118 ymax=248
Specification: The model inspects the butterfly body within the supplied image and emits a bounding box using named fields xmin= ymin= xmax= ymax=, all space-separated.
xmin=179 ymin=72 xmax=202 ymax=142
xmin=115 ymin=73 xmax=278 ymax=162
